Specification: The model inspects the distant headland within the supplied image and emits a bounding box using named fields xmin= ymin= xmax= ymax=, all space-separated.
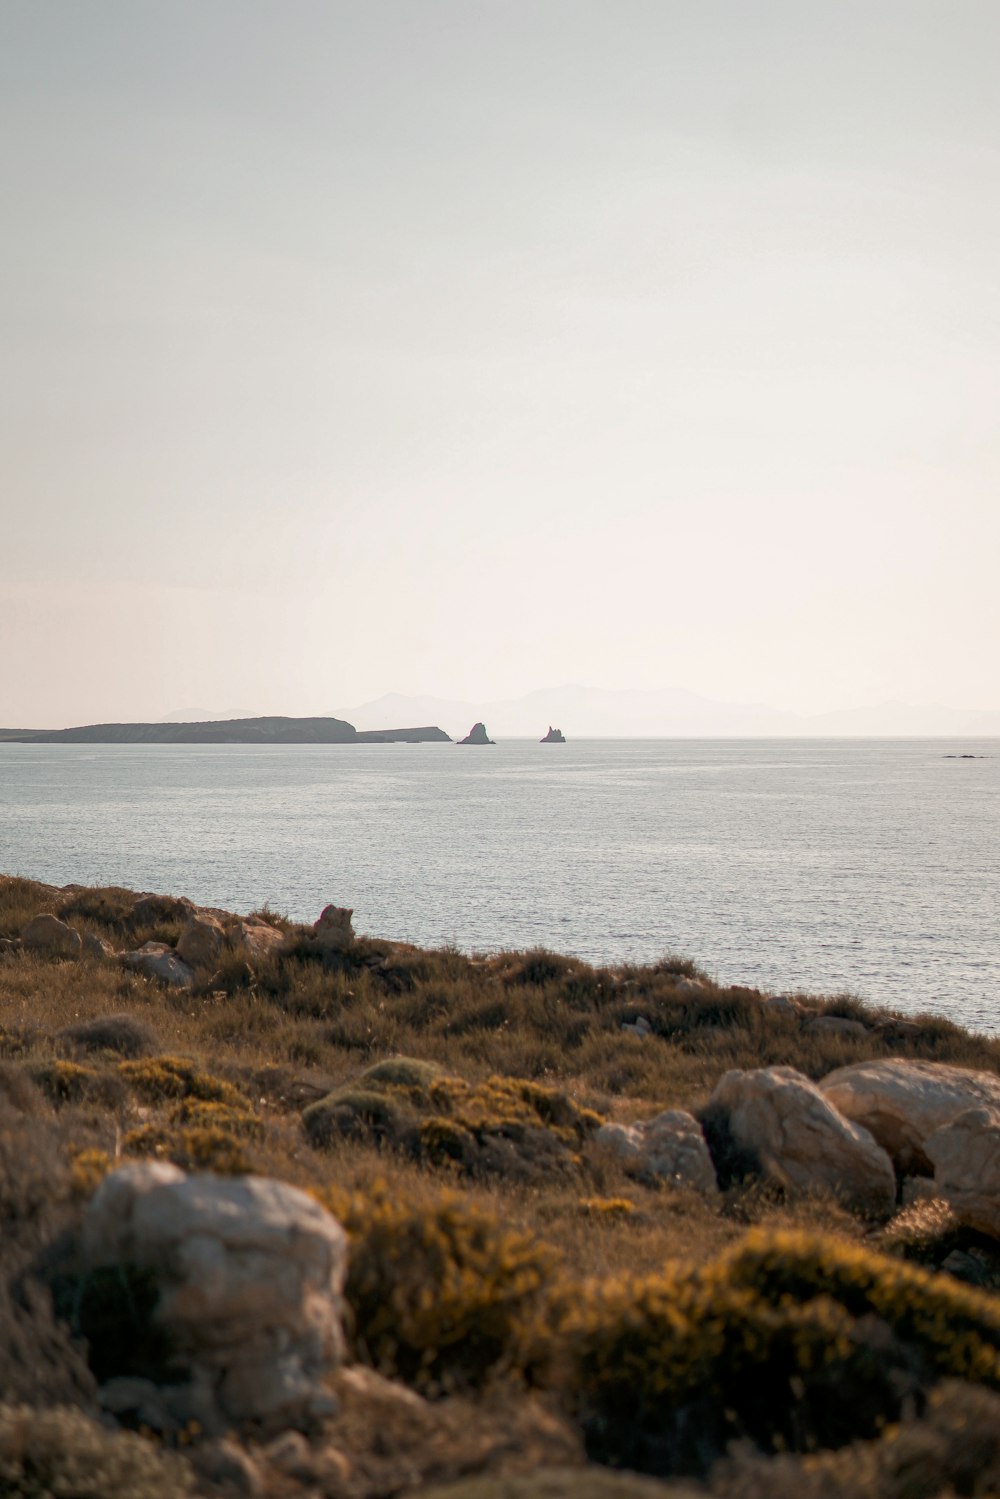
xmin=0 ymin=716 xmax=451 ymax=745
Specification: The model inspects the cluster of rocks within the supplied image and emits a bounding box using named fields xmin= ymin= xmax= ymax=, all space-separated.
xmin=597 ymin=1058 xmax=1000 ymax=1237
xmin=8 ymin=900 xmax=357 ymax=989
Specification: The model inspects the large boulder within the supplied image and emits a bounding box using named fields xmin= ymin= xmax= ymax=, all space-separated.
xmin=596 ymin=1110 xmax=718 ymax=1192
xmin=926 ymin=1106 xmax=1000 ymax=1239
xmin=83 ymin=1163 xmax=347 ymax=1433
xmin=21 ymin=913 xmax=82 ymax=959
xmin=708 ymin=1065 xmax=896 ymax=1214
xmin=820 ymin=1059 xmax=1000 ymax=1174
xmin=121 ymin=941 xmax=195 ymax=989
xmin=176 ymin=912 xmax=227 ymax=969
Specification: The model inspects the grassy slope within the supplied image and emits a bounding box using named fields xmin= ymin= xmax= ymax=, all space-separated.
xmin=3 ymin=873 xmax=1000 ymax=1499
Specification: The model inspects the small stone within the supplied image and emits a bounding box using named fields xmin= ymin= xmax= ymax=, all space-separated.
xmin=21 ymin=913 xmax=82 ymax=959
xmin=82 ymin=932 xmax=116 ymax=960
xmin=193 ymin=1438 xmax=263 ymax=1497
xmin=596 ymin=1109 xmax=718 ymax=1193
xmin=803 ymin=1016 xmax=868 ymax=1039
xmin=763 ymin=996 xmax=799 ymax=1017
xmin=120 ymin=942 xmax=195 ymax=988
xmin=264 ymin=1429 xmax=315 ymax=1480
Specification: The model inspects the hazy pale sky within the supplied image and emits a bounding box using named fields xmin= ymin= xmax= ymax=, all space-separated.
xmin=1 ymin=1 xmax=998 ymax=726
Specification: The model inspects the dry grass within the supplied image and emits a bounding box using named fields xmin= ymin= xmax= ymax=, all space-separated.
xmin=4 ymin=875 xmax=1000 ymax=1497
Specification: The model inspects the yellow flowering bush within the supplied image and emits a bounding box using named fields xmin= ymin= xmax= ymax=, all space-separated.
xmin=117 ymin=1055 xmax=245 ymax=1107
xmin=321 ymin=1182 xmax=560 ymax=1391
xmin=562 ymin=1228 xmax=1000 ymax=1475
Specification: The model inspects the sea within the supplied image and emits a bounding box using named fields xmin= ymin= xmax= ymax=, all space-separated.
xmin=1 ymin=738 xmax=997 ymax=1031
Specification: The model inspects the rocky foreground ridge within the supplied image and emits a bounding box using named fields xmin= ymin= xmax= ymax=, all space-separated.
xmin=5 ymin=874 xmax=1000 ymax=1498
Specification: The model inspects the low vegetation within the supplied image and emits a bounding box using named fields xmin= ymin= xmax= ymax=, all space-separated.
xmin=3 ymin=872 xmax=1000 ymax=1498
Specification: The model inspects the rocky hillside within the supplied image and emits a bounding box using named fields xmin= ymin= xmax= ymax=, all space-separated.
xmin=3 ymin=873 xmax=1000 ymax=1498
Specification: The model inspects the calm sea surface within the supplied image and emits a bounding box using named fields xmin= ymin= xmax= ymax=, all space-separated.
xmin=1 ymin=739 xmax=997 ymax=1029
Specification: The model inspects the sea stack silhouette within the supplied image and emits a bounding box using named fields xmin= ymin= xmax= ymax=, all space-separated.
xmin=540 ymin=726 xmax=566 ymax=743
xmin=459 ymin=722 xmax=494 ymax=745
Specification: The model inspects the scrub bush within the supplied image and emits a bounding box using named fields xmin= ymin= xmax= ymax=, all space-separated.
xmin=0 ymin=1403 xmax=194 ymax=1497
xmin=118 ymin=1055 xmax=246 ymax=1107
xmin=326 ymin=1184 xmax=559 ymax=1391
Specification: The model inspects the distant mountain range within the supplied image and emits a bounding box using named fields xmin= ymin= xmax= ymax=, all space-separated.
xmin=339 ymin=687 xmax=1000 ymax=740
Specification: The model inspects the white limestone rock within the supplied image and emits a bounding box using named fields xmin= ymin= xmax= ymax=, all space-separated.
xmin=596 ymin=1109 xmax=718 ymax=1193
xmin=83 ymin=1164 xmax=347 ymax=1433
xmin=708 ymin=1065 xmax=896 ymax=1213
xmin=820 ymin=1059 xmax=1000 ymax=1173
xmin=926 ymin=1105 xmax=1000 ymax=1240
xmin=120 ymin=941 xmax=195 ymax=989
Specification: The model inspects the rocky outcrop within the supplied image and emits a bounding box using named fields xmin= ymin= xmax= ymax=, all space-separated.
xmin=803 ymin=1015 xmax=869 ymax=1039
xmin=926 ymin=1106 xmax=1000 ymax=1239
xmin=20 ymin=913 xmax=82 ymax=959
xmin=83 ymin=1163 xmax=347 ymax=1434
xmin=820 ymin=1059 xmax=1000 ymax=1174
xmin=307 ymin=906 xmax=355 ymax=954
xmin=708 ymin=1065 xmax=896 ymax=1213
xmin=121 ymin=941 xmax=196 ymax=989
xmin=458 ymin=722 xmax=494 ymax=745
xmin=540 ymin=726 xmax=566 ymax=743
xmin=596 ymin=1110 xmax=718 ymax=1192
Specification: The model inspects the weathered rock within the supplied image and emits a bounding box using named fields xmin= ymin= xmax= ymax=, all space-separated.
xmin=708 ymin=1065 xmax=896 ymax=1213
xmin=120 ymin=941 xmax=195 ymax=989
xmin=176 ymin=912 xmax=227 ymax=969
xmin=620 ymin=1016 xmax=652 ymax=1038
xmin=237 ymin=917 xmax=286 ymax=962
xmin=458 ymin=722 xmax=494 ymax=745
xmin=803 ymin=1015 xmax=868 ymax=1039
xmin=21 ymin=913 xmax=82 ymax=959
xmin=821 ymin=1059 xmax=1000 ymax=1174
xmin=83 ymin=1163 xmax=347 ymax=1433
xmin=192 ymin=1438 xmax=263 ymax=1497
xmin=264 ymin=1429 xmax=316 ymax=1480
xmin=131 ymin=892 xmax=195 ymax=927
xmin=762 ymin=996 xmax=800 ymax=1018
xmin=926 ymin=1106 xmax=1000 ymax=1240
xmin=82 ymin=932 xmax=116 ymax=960
xmin=309 ymin=906 xmax=355 ymax=954
xmin=596 ymin=1109 xmax=718 ymax=1193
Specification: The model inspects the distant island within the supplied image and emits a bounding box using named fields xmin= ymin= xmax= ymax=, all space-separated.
xmin=458 ymin=721 xmax=494 ymax=745
xmin=0 ymin=716 xmax=451 ymax=745
xmin=541 ymin=725 xmax=566 ymax=743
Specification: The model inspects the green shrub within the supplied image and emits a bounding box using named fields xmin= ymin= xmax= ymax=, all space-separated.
xmin=0 ymin=1403 xmax=194 ymax=1498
